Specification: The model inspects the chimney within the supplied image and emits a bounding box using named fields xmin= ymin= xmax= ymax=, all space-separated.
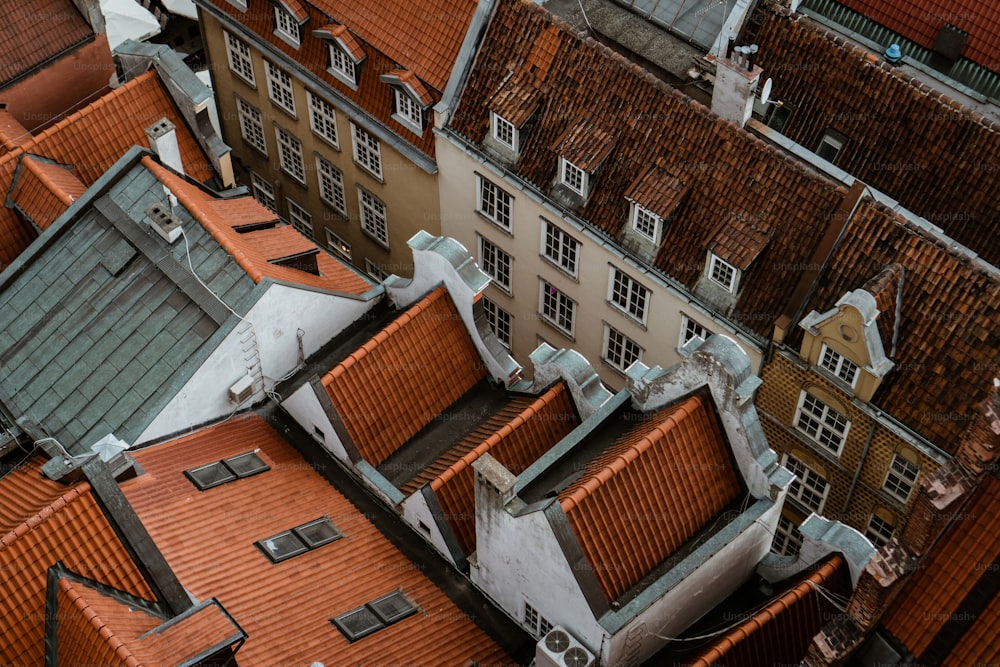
xmin=146 ymin=118 xmax=184 ymax=176
xmin=711 ymin=42 xmax=764 ymax=128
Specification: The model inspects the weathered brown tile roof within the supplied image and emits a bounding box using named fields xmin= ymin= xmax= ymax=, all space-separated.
xmin=0 ymin=0 xmax=93 ymax=87
xmin=0 ymin=460 xmax=155 ymax=666
xmin=0 ymin=109 xmax=31 ymax=153
xmin=323 ymin=287 xmax=486 ymax=466
xmin=488 ymin=74 xmax=543 ymax=128
xmin=623 ymin=162 xmax=689 ymax=219
xmin=751 ymin=7 xmax=1000 ymax=266
xmin=144 ymin=157 xmax=373 ymax=294
xmin=559 ymin=395 xmax=742 ymax=602
xmin=450 ymin=0 xmax=847 ymax=339
xmin=861 ymin=262 xmax=904 ymax=357
xmin=6 ymin=155 xmax=88 ymax=230
xmin=882 ymin=475 xmax=1000 ymax=659
xmin=0 ymin=71 xmax=215 ymax=266
xmin=944 ymin=589 xmax=1000 ymax=666
xmin=688 ymin=556 xmax=850 ymax=667
xmin=793 ymin=198 xmax=1000 ymax=452
xmin=427 ymin=382 xmax=580 ymax=555
xmin=835 ymin=0 xmax=1000 ymax=70
xmin=123 ymin=413 xmax=514 ymax=666
xmin=707 ymin=212 xmax=774 ymax=270
xmin=552 ymin=122 xmax=616 ymax=172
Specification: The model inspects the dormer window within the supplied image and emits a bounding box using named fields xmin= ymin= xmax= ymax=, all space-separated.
xmin=381 ymin=69 xmax=433 ymax=135
xmin=631 ymin=203 xmax=661 ymax=243
xmin=552 ymin=122 xmax=614 ymax=202
xmin=313 ymin=24 xmax=366 ymax=88
xmin=273 ymin=5 xmax=302 ymax=47
xmin=393 ymin=88 xmax=422 ymax=132
xmin=819 ymin=344 xmax=859 ymax=387
xmin=329 ymin=45 xmax=356 ymax=83
xmin=560 ymin=158 xmax=587 ymax=197
xmin=492 ymin=113 xmax=517 ymax=151
xmin=708 ymin=254 xmax=738 ymax=292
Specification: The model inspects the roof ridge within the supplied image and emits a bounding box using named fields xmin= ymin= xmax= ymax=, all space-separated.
xmin=21 ymin=155 xmax=81 ymax=206
xmin=0 ymin=482 xmax=91 ymax=550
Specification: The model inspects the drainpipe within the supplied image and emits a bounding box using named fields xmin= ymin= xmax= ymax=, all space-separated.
xmin=840 ymin=415 xmax=878 ymax=519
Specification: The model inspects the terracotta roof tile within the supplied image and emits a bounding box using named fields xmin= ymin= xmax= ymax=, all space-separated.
xmin=559 ymin=395 xmax=743 ymax=602
xmin=0 ymin=0 xmax=93 ymax=86
xmin=943 ymin=588 xmax=1000 ymax=666
xmin=427 ymin=383 xmax=580 ymax=555
xmin=144 ymin=157 xmax=373 ymax=294
xmin=7 ymin=155 xmax=88 ymax=230
xmin=241 ymin=224 xmax=319 ymax=261
xmin=322 ymin=287 xmax=487 ymax=465
xmin=312 ymin=23 xmax=366 ymax=62
xmin=122 ymin=414 xmax=514 ymax=666
xmin=0 ymin=109 xmax=31 ymax=153
xmin=0 ymin=461 xmax=155 ymax=666
xmin=488 ymin=74 xmax=543 ymax=129
xmin=689 ymin=556 xmax=850 ymax=667
xmin=623 ymin=163 xmax=689 ymax=219
xmin=861 ymin=262 xmax=904 ymax=356
xmin=382 ymin=69 xmax=436 ymax=107
xmin=552 ymin=122 xmax=617 ymax=172
xmin=708 ymin=212 xmax=774 ymax=270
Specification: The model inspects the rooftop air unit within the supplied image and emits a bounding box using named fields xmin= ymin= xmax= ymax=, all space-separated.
xmin=535 ymin=626 xmax=595 ymax=667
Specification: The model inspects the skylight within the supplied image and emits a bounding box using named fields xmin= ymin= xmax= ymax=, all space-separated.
xmin=332 ymin=591 xmax=418 ymax=642
xmin=184 ymin=451 xmax=270 ymax=490
xmin=256 ymin=517 xmax=342 ymax=563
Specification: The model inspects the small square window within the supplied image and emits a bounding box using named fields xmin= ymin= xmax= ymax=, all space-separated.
xmin=819 ymin=344 xmax=859 ymax=387
xmin=603 ymin=325 xmax=642 ymax=373
xmin=492 ymin=113 xmax=516 ymax=151
xmin=256 ymin=530 xmax=309 ymax=563
xmin=250 ymin=172 xmax=276 ymax=212
xmin=328 ymin=44 xmax=357 ymax=86
xmin=222 ymin=451 xmax=270 ymax=478
xmin=816 ymin=129 xmax=847 ymax=163
xmin=560 ymin=158 xmax=586 ymax=197
xmin=608 ymin=267 xmax=649 ymax=324
xmin=274 ymin=5 xmax=300 ymax=46
xmin=679 ymin=315 xmax=711 ymax=349
xmin=332 ymin=606 xmax=384 ymax=642
xmin=326 ymin=228 xmax=352 ymax=260
xmin=708 ymin=254 xmax=737 ymax=292
xmin=883 ymin=454 xmax=920 ymax=504
xmin=184 ymin=461 xmax=237 ymax=490
xmin=632 ymin=204 xmax=661 ymax=243
xmin=293 ymin=517 xmax=342 ymax=548
xmin=392 ymin=89 xmax=423 ymax=132
xmin=368 ymin=591 xmax=418 ymax=624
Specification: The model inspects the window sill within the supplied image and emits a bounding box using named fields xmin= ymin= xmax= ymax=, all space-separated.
xmin=279 ymin=169 xmax=307 ymax=188
xmin=231 ymin=72 xmax=257 ymax=89
xmin=327 ymin=68 xmax=359 ymax=91
xmin=313 ymin=134 xmax=341 ymax=152
xmin=270 ymin=100 xmax=297 ymax=120
xmin=606 ymin=300 xmax=648 ymax=330
xmin=538 ymin=317 xmax=575 ymax=343
xmin=319 ymin=201 xmax=349 ymax=221
xmin=540 ymin=255 xmax=579 ymax=282
xmin=392 ymin=113 xmax=424 ymax=136
xmin=353 ymin=160 xmax=384 ymax=184
xmin=273 ymin=30 xmax=301 ymax=50
xmin=242 ymin=141 xmax=268 ymax=158
xmin=361 ymin=229 xmax=390 ymax=252
xmin=474 ymin=210 xmax=512 ymax=236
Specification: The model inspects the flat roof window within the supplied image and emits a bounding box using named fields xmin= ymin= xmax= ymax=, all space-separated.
xmin=184 ymin=451 xmax=270 ymax=490
xmin=256 ymin=517 xmax=342 ymax=564
xmin=332 ymin=591 xmax=418 ymax=642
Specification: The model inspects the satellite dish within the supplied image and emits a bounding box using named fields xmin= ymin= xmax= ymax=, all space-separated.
xmin=761 ymin=77 xmax=773 ymax=104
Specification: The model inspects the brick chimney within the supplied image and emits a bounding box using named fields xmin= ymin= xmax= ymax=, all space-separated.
xmin=711 ymin=36 xmax=764 ymax=128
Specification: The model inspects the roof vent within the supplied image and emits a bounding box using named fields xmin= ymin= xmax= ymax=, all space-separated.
xmin=145 ymin=204 xmax=182 ymax=243
xmin=884 ymin=43 xmax=902 ymax=64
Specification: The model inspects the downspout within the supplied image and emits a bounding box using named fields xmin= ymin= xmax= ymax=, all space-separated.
xmin=840 ymin=415 xmax=878 ymax=518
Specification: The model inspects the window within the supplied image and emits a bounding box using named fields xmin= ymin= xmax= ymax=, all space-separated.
xmin=819 ymin=344 xmax=859 ymax=387
xmin=287 ymin=199 xmax=313 ymax=239
xmin=766 ymin=104 xmax=791 ymax=133
xmin=865 ymin=513 xmax=895 ymax=547
xmin=816 ymin=130 xmax=847 ymax=163
xmin=603 ymin=325 xmax=642 ymax=373
xmin=332 ymin=591 xmax=418 ymax=642
xmin=237 ymin=98 xmax=267 ymax=154
xmin=883 ymin=454 xmax=920 ymax=504
xmin=608 ymin=267 xmax=649 ymax=324
xmin=351 ymin=124 xmax=382 ymax=179
xmin=275 ymin=126 xmax=305 ymax=183
xmin=631 ymin=203 xmax=662 ymax=243
xmin=540 ymin=280 xmax=576 ymax=338
xmin=393 ymin=89 xmax=422 ymax=131
xmin=771 ymin=515 xmax=802 ymax=556
xmin=523 ymin=601 xmax=553 ymax=640
xmin=492 ymin=112 xmax=516 ymax=150
xmin=317 ymin=156 xmax=347 ymax=215
xmin=358 ymin=187 xmax=388 ymax=248
xmin=250 ymin=172 xmax=276 ymax=212
xmin=328 ymin=44 xmax=356 ymax=85
xmin=679 ymin=315 xmax=711 ymax=348
xmin=184 ymin=451 xmax=270 ymax=490
xmin=265 ymin=61 xmax=295 ymax=115
xmin=273 ymin=5 xmax=300 ymax=46
xmin=483 ymin=297 xmax=512 ymax=348
xmin=795 ymin=392 xmax=851 ymax=456
xmin=364 ymin=258 xmax=387 ymax=282
xmin=326 ymin=228 xmax=352 ymax=260
xmin=542 ymin=221 xmax=579 ymax=277
xmin=476 ymin=176 xmax=512 ymax=231
xmin=479 ymin=237 xmax=512 ymax=293
xmin=708 ymin=254 xmax=737 ymax=292
xmin=307 ymin=91 xmax=338 ymax=146
xmin=782 ymin=453 xmax=830 ymax=513
xmin=224 ymin=31 xmax=254 ymax=85
xmin=256 ymin=517 xmax=341 ymax=563
xmin=560 ymin=158 xmax=586 ymax=196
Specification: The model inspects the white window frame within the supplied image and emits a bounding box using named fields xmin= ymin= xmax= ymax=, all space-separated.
xmin=479 ymin=236 xmax=512 ymax=294
xmin=316 ymin=156 xmax=347 ymax=216
xmin=307 ymin=91 xmax=338 ymax=147
xmin=286 ymin=198 xmax=312 ymax=239
xmin=392 ymin=88 xmax=423 ymax=132
xmin=483 ymin=297 xmax=512 ymax=349
xmin=608 ymin=267 xmax=649 ymax=325
xmin=250 ymin=172 xmax=276 ymax=212
xmin=541 ymin=221 xmax=579 ymax=277
xmin=224 ymin=31 xmax=255 ymax=86
xmin=236 ymin=98 xmax=267 ymax=155
xmin=781 ymin=453 xmax=830 ymax=514
xmin=491 ymin=112 xmax=517 ymax=151
xmin=476 ymin=175 xmax=512 ymax=232
xmin=708 ymin=254 xmax=738 ymax=292
xmin=794 ymin=391 xmax=851 ymax=456
xmin=559 ymin=157 xmax=587 ymax=197
xmin=819 ymin=344 xmax=860 ymax=388
xmin=328 ymin=44 xmax=357 ymax=86
xmin=273 ymin=5 xmax=300 ymax=46
xmin=771 ymin=515 xmax=802 ymax=556
xmin=882 ymin=454 xmax=920 ymax=504
xmin=631 ymin=202 xmax=662 ymax=243
xmin=523 ymin=601 xmax=553 ymax=640
xmin=539 ymin=280 xmax=576 ymax=338
xmin=358 ymin=187 xmax=388 ymax=248
xmin=603 ymin=325 xmax=642 ymax=373
xmin=351 ymin=123 xmax=383 ymax=179
xmin=275 ymin=126 xmax=306 ymax=184
xmin=679 ymin=315 xmax=711 ymax=349
xmin=364 ymin=258 xmax=387 ymax=282
xmin=865 ymin=513 xmax=895 ymax=547
xmin=265 ymin=61 xmax=296 ymax=115
xmin=326 ymin=228 xmax=352 ymax=260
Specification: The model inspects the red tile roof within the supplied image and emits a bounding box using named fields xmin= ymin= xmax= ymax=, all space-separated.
xmin=559 ymin=395 xmax=743 ymax=602
xmin=689 ymin=556 xmax=850 ymax=667
xmin=488 ymin=74 xmax=543 ymax=128
xmin=7 ymin=155 xmax=88 ymax=230
xmin=322 ymin=287 xmax=487 ymax=466
xmin=861 ymin=262 xmax=904 ymax=356
xmin=383 ymin=69 xmax=435 ymax=107
xmin=0 ymin=0 xmax=94 ymax=86
xmin=0 ymin=71 xmax=216 ymax=266
xmin=623 ymin=162 xmax=689 ymax=219
xmin=313 ymin=23 xmax=366 ymax=62
xmin=552 ymin=122 xmax=617 ymax=172
xmin=0 ymin=109 xmax=31 ymax=153
xmin=751 ymin=7 xmax=1000 ymax=266
xmin=944 ymin=589 xmax=1000 ymax=666
xmin=122 ymin=413 xmax=514 ymax=666
xmin=428 ymin=382 xmax=581 ymax=555
xmin=708 ymin=212 xmax=774 ymax=270
xmin=835 ymin=0 xmax=1000 ymax=69
xmin=144 ymin=157 xmax=373 ymax=294
xmin=0 ymin=460 xmax=155 ymax=666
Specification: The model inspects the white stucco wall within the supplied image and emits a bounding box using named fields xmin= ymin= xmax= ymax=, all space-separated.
xmin=281 ymin=381 xmax=350 ymax=462
xmin=400 ymin=491 xmax=460 ymax=566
